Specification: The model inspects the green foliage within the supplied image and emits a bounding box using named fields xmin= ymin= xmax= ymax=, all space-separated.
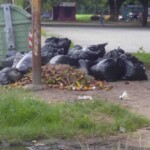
xmin=0 ymin=0 xmax=12 ymax=4
xmin=136 ymin=47 xmax=145 ymax=53
xmin=131 ymin=47 xmax=150 ymax=64
xmin=0 ymin=88 xmax=149 ymax=143
xmin=14 ymin=0 xmax=23 ymax=7
xmin=123 ymin=0 xmax=141 ymax=5
xmin=41 ymin=29 xmax=49 ymax=37
xmin=132 ymin=52 xmax=150 ymax=64
xmin=41 ymin=0 xmax=108 ymax=14
xmin=76 ymin=14 xmax=93 ymax=22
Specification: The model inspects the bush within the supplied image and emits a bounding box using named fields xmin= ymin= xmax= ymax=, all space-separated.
xmin=90 ymin=15 xmax=100 ymax=21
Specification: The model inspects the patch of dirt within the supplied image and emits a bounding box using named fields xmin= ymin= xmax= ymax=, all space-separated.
xmin=33 ymin=69 xmax=150 ymax=118
xmin=31 ymin=68 xmax=150 ymax=149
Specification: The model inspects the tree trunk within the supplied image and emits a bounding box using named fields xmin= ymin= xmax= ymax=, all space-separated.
xmin=108 ymin=0 xmax=126 ymax=21
xmin=140 ymin=0 xmax=148 ymax=27
xmin=116 ymin=0 xmax=126 ymax=18
xmin=108 ymin=0 xmax=115 ymax=20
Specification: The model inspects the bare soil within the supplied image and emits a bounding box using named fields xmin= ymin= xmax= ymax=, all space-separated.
xmin=31 ymin=67 xmax=150 ymax=149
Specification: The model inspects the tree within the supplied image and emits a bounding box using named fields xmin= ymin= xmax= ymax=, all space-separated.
xmin=139 ymin=0 xmax=149 ymax=26
xmin=108 ymin=0 xmax=149 ymax=26
xmin=23 ymin=0 xmax=31 ymax=14
xmin=109 ymin=0 xmax=126 ymax=20
xmin=30 ymin=0 xmax=150 ymax=27
xmin=109 ymin=0 xmax=115 ymax=18
xmin=0 ymin=0 xmax=12 ymax=4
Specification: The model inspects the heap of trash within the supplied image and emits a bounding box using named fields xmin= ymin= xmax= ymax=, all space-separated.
xmin=0 ymin=37 xmax=148 ymax=89
xmin=12 ymin=64 xmax=108 ymax=91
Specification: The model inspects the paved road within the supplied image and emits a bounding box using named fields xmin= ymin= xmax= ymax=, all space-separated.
xmin=42 ymin=26 xmax=150 ymax=53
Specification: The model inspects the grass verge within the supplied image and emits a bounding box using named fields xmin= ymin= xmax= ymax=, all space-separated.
xmin=76 ymin=14 xmax=93 ymax=22
xmin=0 ymin=88 xmax=149 ymax=143
xmin=76 ymin=14 xmax=110 ymax=22
xmin=132 ymin=52 xmax=150 ymax=64
xmin=41 ymin=29 xmax=59 ymax=38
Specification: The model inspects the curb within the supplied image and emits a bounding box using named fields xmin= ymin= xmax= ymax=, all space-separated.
xmin=41 ymin=22 xmax=145 ymax=28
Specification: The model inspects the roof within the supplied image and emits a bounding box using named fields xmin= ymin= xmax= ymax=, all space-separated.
xmin=60 ymin=2 xmax=76 ymax=7
xmin=127 ymin=5 xmax=143 ymax=8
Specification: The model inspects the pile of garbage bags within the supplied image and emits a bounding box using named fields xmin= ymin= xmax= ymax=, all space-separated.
xmin=0 ymin=37 xmax=147 ymax=85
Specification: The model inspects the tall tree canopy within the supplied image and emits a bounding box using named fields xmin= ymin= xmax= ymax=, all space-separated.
xmin=41 ymin=0 xmax=150 ymax=26
xmin=139 ymin=0 xmax=149 ymax=26
xmin=0 ymin=0 xmax=149 ymax=26
xmin=108 ymin=0 xmax=126 ymax=20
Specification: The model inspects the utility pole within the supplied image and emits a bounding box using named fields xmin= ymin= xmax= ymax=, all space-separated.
xmin=32 ymin=0 xmax=41 ymax=85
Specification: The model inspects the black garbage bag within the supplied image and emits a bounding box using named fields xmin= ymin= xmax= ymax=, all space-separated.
xmin=121 ymin=55 xmax=147 ymax=80
xmin=68 ymin=49 xmax=99 ymax=60
xmin=1 ymin=51 xmax=27 ymax=68
xmin=78 ymin=59 xmax=90 ymax=74
xmin=69 ymin=45 xmax=83 ymax=51
xmin=15 ymin=51 xmax=32 ymax=73
xmin=0 ymin=68 xmax=11 ymax=85
xmin=78 ymin=58 xmax=103 ymax=75
xmin=41 ymin=54 xmax=50 ymax=66
xmin=68 ymin=43 xmax=107 ymax=61
xmin=104 ymin=48 xmax=125 ymax=59
xmin=45 ymin=37 xmax=58 ymax=47
xmin=68 ymin=48 xmax=91 ymax=60
xmin=7 ymin=68 xmax=22 ymax=83
xmin=90 ymin=58 xmax=125 ymax=81
xmin=57 ymin=38 xmax=71 ymax=55
xmin=49 ymin=55 xmax=79 ymax=68
xmin=5 ymin=50 xmax=17 ymax=58
xmin=41 ymin=45 xmax=57 ymax=65
xmin=41 ymin=45 xmax=66 ymax=65
xmin=1 ymin=55 xmax=16 ymax=68
xmin=0 ymin=67 xmax=22 ymax=85
xmin=12 ymin=52 xmax=25 ymax=68
xmin=87 ymin=43 xmax=107 ymax=55
xmin=45 ymin=37 xmax=71 ymax=55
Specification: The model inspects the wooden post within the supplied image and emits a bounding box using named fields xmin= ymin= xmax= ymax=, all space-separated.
xmin=32 ymin=0 xmax=41 ymax=85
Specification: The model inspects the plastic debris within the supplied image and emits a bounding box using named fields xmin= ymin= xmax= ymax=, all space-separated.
xmin=119 ymin=127 xmax=126 ymax=133
xmin=119 ymin=91 xmax=130 ymax=100
xmin=78 ymin=96 xmax=93 ymax=100
xmin=15 ymin=51 xmax=32 ymax=73
xmin=12 ymin=52 xmax=25 ymax=68
xmin=0 ymin=67 xmax=22 ymax=85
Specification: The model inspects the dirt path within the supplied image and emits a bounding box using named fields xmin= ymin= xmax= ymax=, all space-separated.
xmin=33 ymin=71 xmax=150 ymax=118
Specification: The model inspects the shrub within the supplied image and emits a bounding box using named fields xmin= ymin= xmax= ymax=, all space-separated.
xmin=90 ymin=15 xmax=100 ymax=21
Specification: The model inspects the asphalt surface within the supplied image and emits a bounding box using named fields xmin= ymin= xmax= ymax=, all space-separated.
xmin=42 ymin=22 xmax=150 ymax=53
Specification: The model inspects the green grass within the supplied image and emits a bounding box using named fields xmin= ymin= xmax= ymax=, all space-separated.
xmin=41 ymin=29 xmax=58 ymax=38
xmin=76 ymin=14 xmax=93 ymax=22
xmin=0 ymin=88 xmax=149 ymax=143
xmin=132 ymin=52 xmax=150 ymax=64
xmin=41 ymin=29 xmax=49 ymax=37
xmin=75 ymin=14 xmax=110 ymax=22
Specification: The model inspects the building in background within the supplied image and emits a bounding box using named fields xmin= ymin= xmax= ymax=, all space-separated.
xmin=53 ymin=2 xmax=76 ymax=21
